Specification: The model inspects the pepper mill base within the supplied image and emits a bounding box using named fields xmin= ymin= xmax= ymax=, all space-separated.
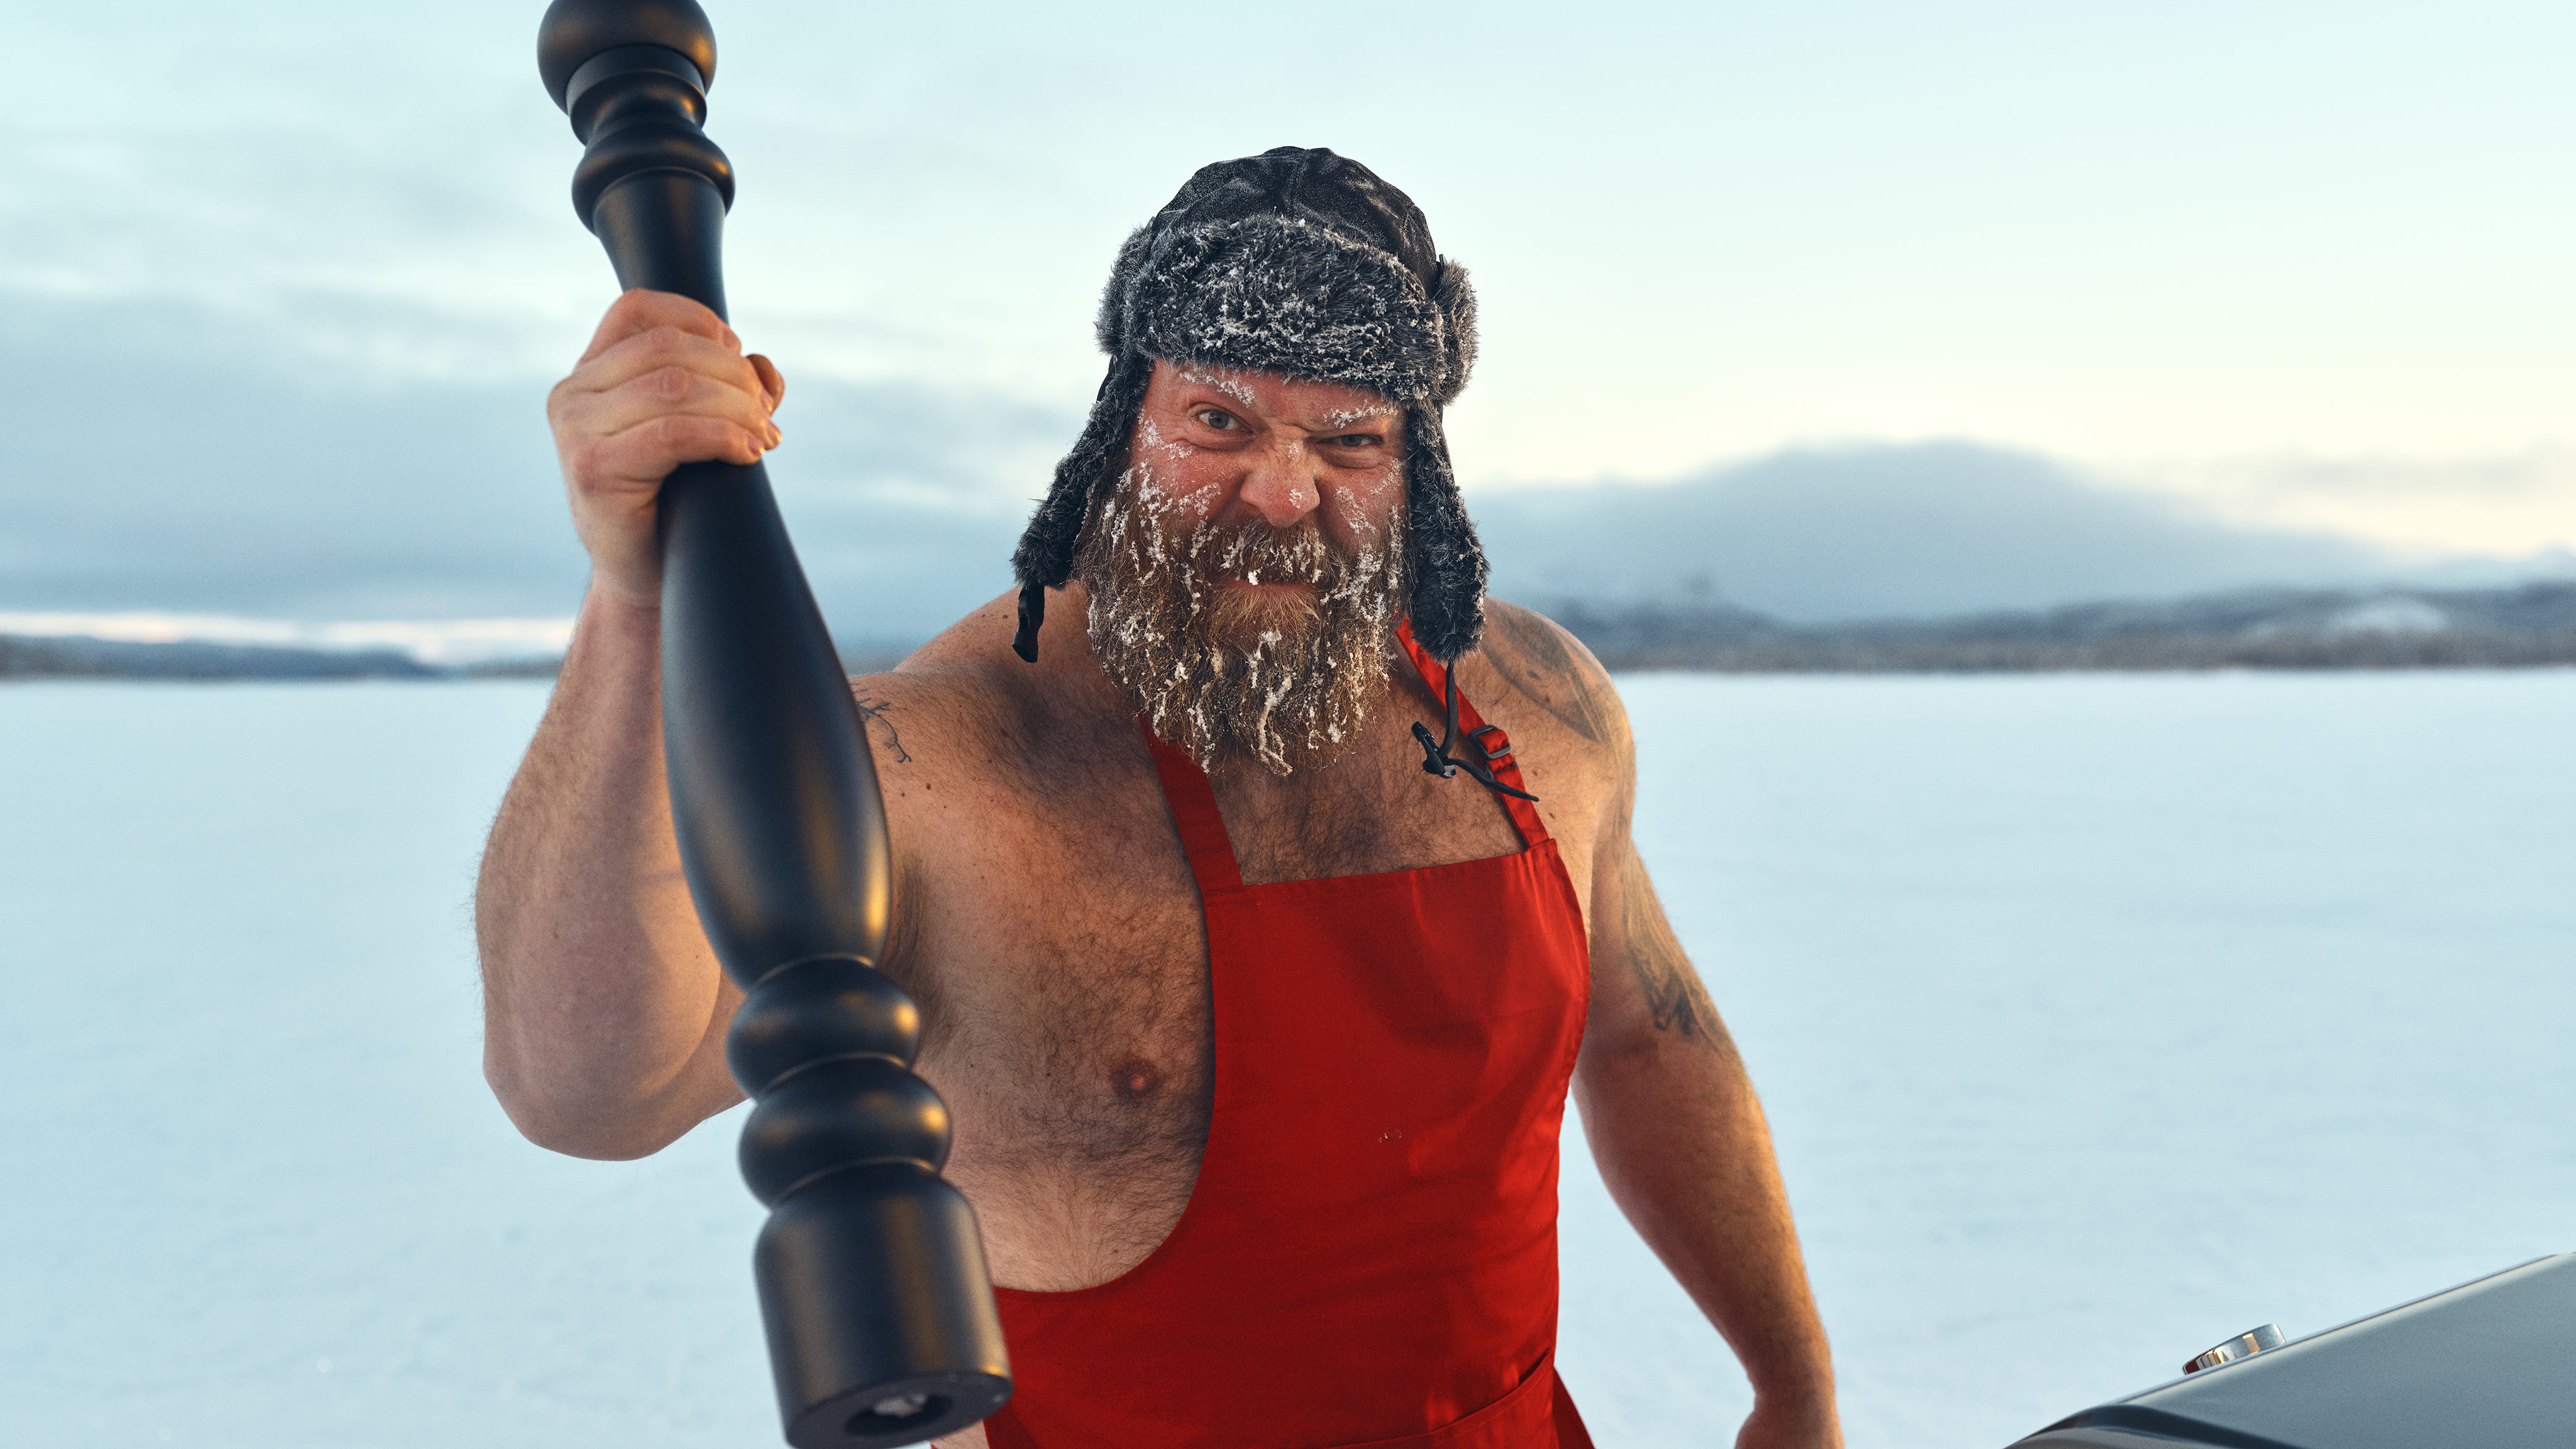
xmin=755 ymin=1164 xmax=1013 ymax=1448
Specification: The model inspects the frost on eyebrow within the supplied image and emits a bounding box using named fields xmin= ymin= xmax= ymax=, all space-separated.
xmin=1173 ymin=363 xmax=1262 ymax=408
xmin=1169 ymin=362 xmax=1396 ymax=436
xmin=1317 ymin=404 xmax=1396 ymax=429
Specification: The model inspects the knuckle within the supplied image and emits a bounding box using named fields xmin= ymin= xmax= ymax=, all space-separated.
xmin=548 ymin=372 xmax=594 ymax=417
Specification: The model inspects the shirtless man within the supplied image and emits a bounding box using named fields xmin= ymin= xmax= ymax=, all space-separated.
xmin=478 ymin=148 xmax=1839 ymax=1448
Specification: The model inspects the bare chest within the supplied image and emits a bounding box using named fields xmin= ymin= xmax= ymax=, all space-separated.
xmin=886 ymin=737 xmax=1529 ymax=1290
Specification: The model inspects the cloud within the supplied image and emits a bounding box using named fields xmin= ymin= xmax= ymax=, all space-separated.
xmin=1 ymin=289 xmax=1069 ymax=640
xmin=1472 ymin=443 xmax=2416 ymax=623
xmin=2129 ymin=450 xmax=2576 ymax=555
xmin=7 ymin=289 xmax=2554 ymax=648
xmin=1 ymin=292 xmax=570 ymax=618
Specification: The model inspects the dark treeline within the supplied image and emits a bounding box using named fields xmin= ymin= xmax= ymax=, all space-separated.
xmin=8 ymin=582 xmax=2575 ymax=680
xmin=0 ymin=635 xmax=553 ymax=681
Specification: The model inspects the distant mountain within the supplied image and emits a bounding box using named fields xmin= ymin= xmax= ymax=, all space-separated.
xmin=1552 ymin=581 xmax=2576 ymax=672
xmin=1474 ymin=441 xmax=2416 ymax=623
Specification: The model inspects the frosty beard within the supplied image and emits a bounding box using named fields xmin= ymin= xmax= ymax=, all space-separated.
xmin=1075 ymin=464 xmax=1407 ymax=775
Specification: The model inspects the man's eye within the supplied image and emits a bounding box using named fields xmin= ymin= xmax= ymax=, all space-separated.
xmin=1332 ymin=434 xmax=1381 ymax=448
xmin=1196 ymin=409 xmax=1239 ymax=430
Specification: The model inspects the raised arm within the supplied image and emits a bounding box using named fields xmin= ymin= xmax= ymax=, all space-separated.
xmin=1568 ymin=657 xmax=1842 ymax=1446
xmin=475 ymin=289 xmax=782 ymax=1159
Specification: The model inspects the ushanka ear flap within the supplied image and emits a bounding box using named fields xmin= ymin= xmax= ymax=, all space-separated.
xmin=1010 ymin=352 xmax=1150 ymax=662
xmin=1401 ymin=255 xmax=1483 ymax=662
xmin=1401 ymin=403 xmax=1489 ymax=663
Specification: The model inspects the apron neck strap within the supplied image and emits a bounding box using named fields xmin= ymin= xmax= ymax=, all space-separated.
xmin=1139 ymin=723 xmax=1245 ymax=893
xmin=1136 ymin=619 xmax=1553 ymax=897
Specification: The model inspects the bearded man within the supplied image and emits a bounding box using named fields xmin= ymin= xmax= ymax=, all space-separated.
xmin=478 ymin=148 xmax=1841 ymax=1449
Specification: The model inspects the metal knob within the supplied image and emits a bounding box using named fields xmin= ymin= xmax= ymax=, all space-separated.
xmin=2184 ymin=1322 xmax=2285 ymax=1374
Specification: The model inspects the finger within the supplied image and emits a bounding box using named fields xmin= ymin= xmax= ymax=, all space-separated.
xmin=569 ymin=323 xmax=770 ymax=406
xmin=583 ymin=413 xmax=770 ymax=488
xmin=573 ymin=362 xmax=782 ymax=447
xmin=748 ymin=353 xmax=785 ymax=414
xmin=577 ymin=289 xmax=735 ymax=365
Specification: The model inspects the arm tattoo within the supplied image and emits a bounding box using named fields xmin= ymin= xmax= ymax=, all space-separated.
xmin=1491 ymin=608 xmax=1611 ymax=745
xmin=852 ymin=694 xmax=911 ymax=763
xmin=1619 ymin=847 xmax=1736 ymax=1058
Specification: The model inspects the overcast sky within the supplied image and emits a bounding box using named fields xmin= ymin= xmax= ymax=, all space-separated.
xmin=6 ymin=0 xmax=2572 ymax=635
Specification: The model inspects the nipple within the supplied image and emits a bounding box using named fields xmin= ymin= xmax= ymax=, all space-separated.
xmin=1111 ymin=1057 xmax=1164 ymax=1100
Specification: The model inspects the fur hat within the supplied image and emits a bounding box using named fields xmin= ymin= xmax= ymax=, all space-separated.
xmin=1009 ymin=147 xmax=1487 ymax=662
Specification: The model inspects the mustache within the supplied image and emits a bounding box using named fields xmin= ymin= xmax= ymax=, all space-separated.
xmin=1203 ymin=518 xmax=1336 ymax=584
xmin=1075 ymin=476 xmax=1407 ymax=775
xmin=1192 ymin=518 xmax=1397 ymax=614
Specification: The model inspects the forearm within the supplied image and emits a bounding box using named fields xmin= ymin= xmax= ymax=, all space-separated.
xmin=475 ymin=585 xmax=743 ymax=1158
xmin=1575 ymin=1034 xmax=1836 ymax=1416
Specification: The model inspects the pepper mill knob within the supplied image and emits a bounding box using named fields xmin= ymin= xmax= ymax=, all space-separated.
xmin=2184 ymin=1322 xmax=2287 ymax=1374
xmin=539 ymin=0 xmax=717 ymax=109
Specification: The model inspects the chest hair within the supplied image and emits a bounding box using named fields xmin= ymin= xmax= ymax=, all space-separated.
xmin=910 ymin=718 xmax=1524 ymax=1284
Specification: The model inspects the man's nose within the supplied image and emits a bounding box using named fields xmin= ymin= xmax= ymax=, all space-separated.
xmin=1236 ymin=440 xmax=1320 ymax=528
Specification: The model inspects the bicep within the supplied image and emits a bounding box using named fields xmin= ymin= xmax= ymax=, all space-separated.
xmin=1584 ymin=828 xmax=1740 ymax=1066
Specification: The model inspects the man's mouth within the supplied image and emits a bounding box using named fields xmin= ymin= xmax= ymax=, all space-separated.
xmin=1218 ymin=574 xmax=1317 ymax=595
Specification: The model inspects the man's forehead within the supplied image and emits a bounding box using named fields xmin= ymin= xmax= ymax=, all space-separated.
xmin=1160 ymin=360 xmax=1397 ymax=423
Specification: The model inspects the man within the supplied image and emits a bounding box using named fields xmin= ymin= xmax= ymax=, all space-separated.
xmin=479 ymin=148 xmax=1840 ymax=1448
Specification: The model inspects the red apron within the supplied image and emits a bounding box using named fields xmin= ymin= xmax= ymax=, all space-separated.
xmin=976 ymin=623 xmax=1596 ymax=1449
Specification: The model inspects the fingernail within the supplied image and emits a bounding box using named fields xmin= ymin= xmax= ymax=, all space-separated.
xmin=767 ymin=425 xmax=782 ymax=446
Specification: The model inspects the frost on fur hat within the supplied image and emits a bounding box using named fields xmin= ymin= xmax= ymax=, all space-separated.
xmin=1009 ymin=146 xmax=1487 ymax=662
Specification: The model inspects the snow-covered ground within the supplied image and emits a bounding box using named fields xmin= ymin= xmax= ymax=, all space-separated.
xmin=3 ymin=672 xmax=2568 ymax=1448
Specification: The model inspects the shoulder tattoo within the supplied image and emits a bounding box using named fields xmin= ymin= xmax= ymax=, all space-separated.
xmin=1489 ymin=608 xmax=1612 ymax=745
xmin=852 ymin=694 xmax=911 ymax=764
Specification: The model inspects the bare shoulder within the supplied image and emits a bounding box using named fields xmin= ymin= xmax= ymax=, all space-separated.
xmin=1462 ymin=599 xmax=1631 ymax=763
xmin=843 ymin=592 xmax=1030 ymax=770
xmin=838 ymin=586 xmax=1138 ymax=837
xmin=843 ymin=588 xmax=1116 ymax=768
xmin=1452 ymin=600 xmax=1631 ymax=848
